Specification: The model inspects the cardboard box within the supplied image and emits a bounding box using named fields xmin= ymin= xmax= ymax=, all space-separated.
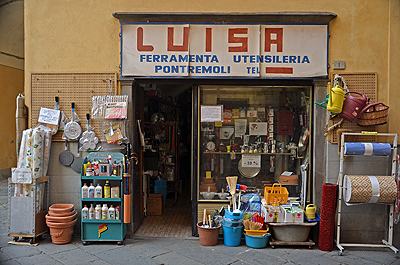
xmin=261 ymin=202 xmax=284 ymax=223
xmin=147 ymin=193 xmax=163 ymax=216
xmin=282 ymin=205 xmax=304 ymax=223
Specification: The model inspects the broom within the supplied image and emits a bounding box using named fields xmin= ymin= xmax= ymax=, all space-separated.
xmin=226 ymin=176 xmax=238 ymax=210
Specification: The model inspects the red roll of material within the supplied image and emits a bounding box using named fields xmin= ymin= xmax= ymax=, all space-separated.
xmin=318 ymin=183 xmax=338 ymax=251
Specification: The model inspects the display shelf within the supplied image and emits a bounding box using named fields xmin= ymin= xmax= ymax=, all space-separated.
xmin=81 ymin=152 xmax=126 ymax=245
xmin=204 ymin=152 xmax=293 ymax=155
xmin=82 ymin=198 xmax=121 ymax=202
xmin=81 ymin=176 xmax=122 ymax=180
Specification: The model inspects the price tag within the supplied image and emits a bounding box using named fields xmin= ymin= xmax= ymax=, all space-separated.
xmin=242 ymin=154 xmax=261 ymax=167
xmin=361 ymin=131 xmax=378 ymax=136
xmin=12 ymin=168 xmax=32 ymax=184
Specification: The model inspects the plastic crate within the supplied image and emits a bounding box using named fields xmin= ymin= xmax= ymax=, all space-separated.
xmin=264 ymin=183 xmax=289 ymax=205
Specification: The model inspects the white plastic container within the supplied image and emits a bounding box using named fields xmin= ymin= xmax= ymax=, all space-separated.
xmin=108 ymin=205 xmax=115 ymax=220
xmin=111 ymin=186 xmax=119 ymax=198
xmin=89 ymin=204 xmax=95 ymax=219
xmin=81 ymin=183 xmax=88 ymax=198
xmin=88 ymin=183 xmax=95 ymax=198
xmin=101 ymin=204 xmax=108 ymax=220
xmin=82 ymin=205 xmax=89 ymax=219
xmin=94 ymin=204 xmax=101 ymax=220
xmin=95 ymin=183 xmax=102 ymax=198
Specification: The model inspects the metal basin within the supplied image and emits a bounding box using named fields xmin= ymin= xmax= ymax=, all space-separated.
xmin=269 ymin=222 xmax=317 ymax=242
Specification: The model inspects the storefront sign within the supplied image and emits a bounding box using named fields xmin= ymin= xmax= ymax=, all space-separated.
xmin=121 ymin=24 xmax=328 ymax=78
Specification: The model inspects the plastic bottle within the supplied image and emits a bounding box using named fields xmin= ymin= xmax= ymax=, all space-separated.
xmin=94 ymin=204 xmax=101 ymax=219
xmin=86 ymin=161 xmax=93 ymax=176
xmin=88 ymin=183 xmax=95 ymax=198
xmin=95 ymin=183 xmax=102 ymax=198
xmin=104 ymin=180 xmax=111 ymax=198
xmin=93 ymin=159 xmax=99 ymax=176
xmin=89 ymin=204 xmax=95 ymax=219
xmin=82 ymin=205 xmax=89 ymax=219
xmin=102 ymin=204 xmax=108 ymax=220
xmin=115 ymin=206 xmax=120 ymax=220
xmin=111 ymin=186 xmax=119 ymax=198
xmin=81 ymin=183 xmax=88 ymax=198
xmin=108 ymin=205 xmax=115 ymax=220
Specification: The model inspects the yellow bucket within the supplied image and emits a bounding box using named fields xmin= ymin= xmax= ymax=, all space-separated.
xmin=244 ymin=228 xmax=269 ymax=236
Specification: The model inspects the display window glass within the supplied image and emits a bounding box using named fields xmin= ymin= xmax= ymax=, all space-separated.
xmin=198 ymin=86 xmax=311 ymax=201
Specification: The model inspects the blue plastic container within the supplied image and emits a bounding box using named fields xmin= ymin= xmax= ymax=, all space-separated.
xmin=222 ymin=217 xmax=243 ymax=227
xmin=224 ymin=210 xmax=243 ymax=220
xmin=223 ymin=224 xmax=243 ymax=247
xmin=154 ymin=179 xmax=167 ymax=206
xmin=244 ymin=233 xmax=271 ymax=249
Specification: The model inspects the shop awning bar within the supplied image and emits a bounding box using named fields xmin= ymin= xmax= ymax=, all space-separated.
xmin=113 ymin=12 xmax=337 ymax=23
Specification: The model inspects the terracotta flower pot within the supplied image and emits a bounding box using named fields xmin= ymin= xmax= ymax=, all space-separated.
xmin=49 ymin=204 xmax=74 ymax=214
xmin=46 ymin=210 xmax=77 ymax=222
xmin=46 ymin=218 xmax=77 ymax=244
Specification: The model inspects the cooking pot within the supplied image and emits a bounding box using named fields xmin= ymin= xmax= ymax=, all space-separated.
xmin=339 ymin=91 xmax=368 ymax=122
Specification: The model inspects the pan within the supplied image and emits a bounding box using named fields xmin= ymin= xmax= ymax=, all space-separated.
xmin=59 ymin=140 xmax=74 ymax=166
xmin=238 ymin=158 xmax=260 ymax=178
xmin=64 ymin=102 xmax=82 ymax=140
xmin=71 ymin=141 xmax=84 ymax=173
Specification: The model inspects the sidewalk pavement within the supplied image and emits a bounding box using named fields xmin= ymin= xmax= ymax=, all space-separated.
xmin=1 ymin=179 xmax=399 ymax=265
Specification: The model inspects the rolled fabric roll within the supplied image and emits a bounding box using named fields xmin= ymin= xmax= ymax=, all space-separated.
xmin=344 ymin=142 xmax=391 ymax=156
xmin=318 ymin=183 xmax=338 ymax=252
xmin=344 ymin=175 xmax=397 ymax=205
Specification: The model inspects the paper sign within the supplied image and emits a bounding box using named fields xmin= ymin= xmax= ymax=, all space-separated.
xmin=38 ymin=108 xmax=60 ymax=125
xmin=234 ymin=119 xmax=247 ymax=137
xmin=242 ymin=154 xmax=261 ymax=167
xmin=12 ymin=168 xmax=32 ymax=184
xmin=201 ymin=105 xmax=223 ymax=122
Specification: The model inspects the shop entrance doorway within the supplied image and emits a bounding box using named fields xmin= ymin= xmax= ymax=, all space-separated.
xmin=134 ymin=84 xmax=193 ymax=237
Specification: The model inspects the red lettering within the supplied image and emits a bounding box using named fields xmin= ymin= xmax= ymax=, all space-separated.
xmin=264 ymin=28 xmax=283 ymax=52
xmin=167 ymin=27 xmax=189 ymax=51
xmin=228 ymin=28 xmax=248 ymax=52
xmin=206 ymin=28 xmax=212 ymax=52
xmin=137 ymin=27 xmax=154 ymax=52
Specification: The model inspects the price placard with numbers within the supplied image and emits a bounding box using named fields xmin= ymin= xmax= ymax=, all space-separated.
xmin=242 ymin=154 xmax=261 ymax=167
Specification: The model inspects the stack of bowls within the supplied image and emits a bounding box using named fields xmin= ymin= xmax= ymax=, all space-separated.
xmin=45 ymin=204 xmax=77 ymax=244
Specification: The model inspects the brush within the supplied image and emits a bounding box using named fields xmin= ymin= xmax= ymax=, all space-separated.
xmin=226 ymin=176 xmax=238 ymax=210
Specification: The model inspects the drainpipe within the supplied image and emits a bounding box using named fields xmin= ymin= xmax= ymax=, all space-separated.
xmin=16 ymin=93 xmax=27 ymax=158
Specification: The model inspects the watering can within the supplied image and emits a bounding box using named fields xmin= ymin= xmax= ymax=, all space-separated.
xmin=305 ymin=204 xmax=316 ymax=220
xmin=327 ymin=82 xmax=345 ymax=113
xmin=338 ymin=91 xmax=368 ymax=123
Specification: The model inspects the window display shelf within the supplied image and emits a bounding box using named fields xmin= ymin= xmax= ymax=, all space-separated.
xmin=82 ymin=219 xmax=122 ymax=224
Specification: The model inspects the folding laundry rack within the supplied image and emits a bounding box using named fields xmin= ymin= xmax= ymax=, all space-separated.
xmin=336 ymin=132 xmax=398 ymax=255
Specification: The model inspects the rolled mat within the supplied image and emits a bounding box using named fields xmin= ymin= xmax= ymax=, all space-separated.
xmin=318 ymin=183 xmax=338 ymax=252
xmin=344 ymin=175 xmax=397 ymax=205
xmin=344 ymin=142 xmax=391 ymax=156
xmin=123 ymin=194 xmax=131 ymax=223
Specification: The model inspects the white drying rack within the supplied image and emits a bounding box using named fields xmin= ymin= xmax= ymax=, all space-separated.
xmin=336 ymin=132 xmax=398 ymax=255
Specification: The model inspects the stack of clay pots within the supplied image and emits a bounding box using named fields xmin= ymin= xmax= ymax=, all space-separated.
xmin=45 ymin=204 xmax=77 ymax=244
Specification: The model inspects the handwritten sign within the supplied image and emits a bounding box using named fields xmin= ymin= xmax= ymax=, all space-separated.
xmin=38 ymin=108 xmax=60 ymax=125
xmin=200 ymin=105 xmax=223 ymax=122
xmin=242 ymin=154 xmax=261 ymax=167
xmin=12 ymin=168 xmax=32 ymax=184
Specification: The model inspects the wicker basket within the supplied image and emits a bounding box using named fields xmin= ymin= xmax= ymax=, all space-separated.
xmin=357 ymin=102 xmax=388 ymax=126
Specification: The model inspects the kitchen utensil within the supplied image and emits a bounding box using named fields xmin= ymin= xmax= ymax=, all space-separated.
xmin=238 ymin=159 xmax=261 ymax=178
xmin=64 ymin=103 xmax=82 ymax=140
xmin=59 ymin=140 xmax=74 ymax=166
xmin=71 ymin=141 xmax=84 ymax=173
xmin=80 ymin=114 xmax=98 ymax=150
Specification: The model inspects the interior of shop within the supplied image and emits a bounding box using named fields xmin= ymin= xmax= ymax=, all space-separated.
xmin=134 ymin=84 xmax=193 ymax=237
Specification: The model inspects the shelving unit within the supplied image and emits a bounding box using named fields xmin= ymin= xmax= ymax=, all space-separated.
xmin=80 ymin=152 xmax=126 ymax=245
xmin=336 ymin=132 xmax=398 ymax=255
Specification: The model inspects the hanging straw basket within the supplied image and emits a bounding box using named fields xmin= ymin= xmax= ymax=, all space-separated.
xmin=357 ymin=102 xmax=389 ymax=127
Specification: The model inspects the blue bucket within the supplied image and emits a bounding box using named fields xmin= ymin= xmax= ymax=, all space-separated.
xmin=244 ymin=233 xmax=271 ymax=249
xmin=224 ymin=210 xmax=243 ymax=220
xmin=223 ymin=224 xmax=243 ymax=247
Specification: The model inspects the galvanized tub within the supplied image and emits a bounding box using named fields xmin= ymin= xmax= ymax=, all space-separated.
xmin=269 ymin=222 xmax=317 ymax=242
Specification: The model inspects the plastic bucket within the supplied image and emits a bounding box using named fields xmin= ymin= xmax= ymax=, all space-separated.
xmin=223 ymin=224 xmax=243 ymax=247
xmin=222 ymin=217 xmax=243 ymax=227
xmin=197 ymin=222 xmax=221 ymax=246
xmin=224 ymin=210 xmax=243 ymax=220
xmin=245 ymin=233 xmax=271 ymax=249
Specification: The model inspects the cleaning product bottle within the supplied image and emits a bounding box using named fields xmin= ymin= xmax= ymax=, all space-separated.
xmin=95 ymin=204 xmax=101 ymax=219
xmin=93 ymin=159 xmax=99 ymax=176
xmin=111 ymin=186 xmax=119 ymax=198
xmin=86 ymin=161 xmax=93 ymax=176
xmin=115 ymin=206 xmax=120 ymax=220
xmin=108 ymin=205 xmax=115 ymax=220
xmin=89 ymin=204 xmax=95 ymax=219
xmin=104 ymin=180 xmax=111 ymax=198
xmin=88 ymin=183 xmax=95 ymax=198
xmin=82 ymin=205 xmax=89 ymax=219
xmin=81 ymin=183 xmax=88 ymax=198
xmin=101 ymin=204 xmax=108 ymax=220
xmin=95 ymin=183 xmax=102 ymax=198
